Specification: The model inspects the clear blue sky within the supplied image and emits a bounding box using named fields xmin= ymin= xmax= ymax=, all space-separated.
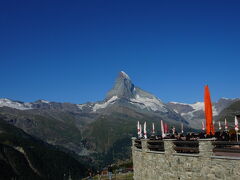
xmin=0 ymin=0 xmax=240 ymax=104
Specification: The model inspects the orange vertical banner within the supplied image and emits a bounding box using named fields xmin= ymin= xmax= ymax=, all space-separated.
xmin=204 ymin=85 xmax=215 ymax=135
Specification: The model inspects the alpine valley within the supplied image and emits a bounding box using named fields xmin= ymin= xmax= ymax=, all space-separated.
xmin=0 ymin=71 xmax=239 ymax=172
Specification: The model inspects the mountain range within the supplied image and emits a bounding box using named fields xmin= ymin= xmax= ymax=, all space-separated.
xmin=168 ymin=98 xmax=239 ymax=129
xmin=0 ymin=71 xmax=239 ymax=169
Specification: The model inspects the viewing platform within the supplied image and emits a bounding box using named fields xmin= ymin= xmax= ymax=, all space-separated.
xmin=132 ymin=137 xmax=240 ymax=180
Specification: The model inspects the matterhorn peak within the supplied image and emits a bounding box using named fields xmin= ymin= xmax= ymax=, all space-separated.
xmin=119 ymin=71 xmax=130 ymax=80
xmin=101 ymin=71 xmax=169 ymax=113
xmin=106 ymin=71 xmax=135 ymax=99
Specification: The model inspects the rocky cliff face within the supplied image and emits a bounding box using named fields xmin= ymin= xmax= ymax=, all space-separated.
xmin=106 ymin=71 xmax=135 ymax=99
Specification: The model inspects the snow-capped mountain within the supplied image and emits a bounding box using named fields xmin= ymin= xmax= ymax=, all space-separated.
xmin=0 ymin=71 xmax=187 ymax=160
xmin=0 ymin=98 xmax=32 ymax=110
xmin=90 ymin=71 xmax=169 ymax=113
xmin=0 ymin=71 xmax=239 ymax=165
xmin=1 ymin=71 xmax=237 ymax=131
xmin=168 ymin=98 xmax=239 ymax=129
xmin=0 ymin=72 xmax=169 ymax=114
xmin=0 ymin=98 xmax=57 ymax=110
xmin=0 ymin=98 xmax=82 ymax=112
xmin=75 ymin=71 xmax=185 ymax=126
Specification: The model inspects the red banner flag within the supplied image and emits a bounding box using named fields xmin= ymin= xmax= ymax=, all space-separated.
xmin=204 ymin=85 xmax=215 ymax=135
xmin=164 ymin=123 xmax=168 ymax=133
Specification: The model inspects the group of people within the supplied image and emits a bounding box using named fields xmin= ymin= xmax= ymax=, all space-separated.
xmin=145 ymin=129 xmax=239 ymax=141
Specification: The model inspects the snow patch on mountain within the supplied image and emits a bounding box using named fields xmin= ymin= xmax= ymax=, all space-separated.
xmin=0 ymin=98 xmax=32 ymax=110
xmin=169 ymin=102 xmax=189 ymax=105
xmin=173 ymin=109 xmax=179 ymax=113
xmin=39 ymin=100 xmax=50 ymax=104
xmin=130 ymin=95 xmax=168 ymax=112
xmin=212 ymin=107 xmax=218 ymax=116
xmin=92 ymin=96 xmax=118 ymax=112
xmin=180 ymin=104 xmax=202 ymax=117
xmin=173 ymin=101 xmax=218 ymax=117
xmin=221 ymin=97 xmax=231 ymax=100
xmin=120 ymin=71 xmax=130 ymax=80
xmin=191 ymin=102 xmax=217 ymax=116
xmin=76 ymin=104 xmax=85 ymax=110
xmin=190 ymin=102 xmax=204 ymax=112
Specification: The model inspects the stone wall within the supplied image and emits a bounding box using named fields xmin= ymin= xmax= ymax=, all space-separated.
xmin=132 ymin=138 xmax=240 ymax=180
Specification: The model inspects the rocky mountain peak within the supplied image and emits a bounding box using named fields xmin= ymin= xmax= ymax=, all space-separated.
xmin=106 ymin=71 xmax=135 ymax=99
xmin=0 ymin=98 xmax=32 ymax=110
xmin=119 ymin=71 xmax=130 ymax=80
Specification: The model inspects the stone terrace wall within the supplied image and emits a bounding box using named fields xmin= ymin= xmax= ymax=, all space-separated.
xmin=132 ymin=138 xmax=240 ymax=180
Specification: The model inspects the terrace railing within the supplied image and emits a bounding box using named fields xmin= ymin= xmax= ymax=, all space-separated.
xmin=173 ymin=140 xmax=199 ymax=154
xmin=147 ymin=140 xmax=164 ymax=152
xmin=132 ymin=137 xmax=240 ymax=158
xmin=134 ymin=139 xmax=142 ymax=149
xmin=212 ymin=141 xmax=240 ymax=153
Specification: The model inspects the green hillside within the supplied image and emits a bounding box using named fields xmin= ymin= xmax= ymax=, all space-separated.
xmin=0 ymin=118 xmax=87 ymax=180
xmin=0 ymin=107 xmax=85 ymax=154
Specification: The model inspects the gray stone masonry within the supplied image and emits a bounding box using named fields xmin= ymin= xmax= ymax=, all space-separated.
xmin=141 ymin=139 xmax=148 ymax=152
xmin=199 ymin=138 xmax=215 ymax=158
xmin=163 ymin=139 xmax=175 ymax=155
xmin=132 ymin=138 xmax=240 ymax=180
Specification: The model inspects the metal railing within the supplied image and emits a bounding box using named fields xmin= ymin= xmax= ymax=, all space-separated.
xmin=133 ymin=138 xmax=240 ymax=157
xmin=212 ymin=141 xmax=240 ymax=153
xmin=147 ymin=140 xmax=164 ymax=151
xmin=173 ymin=140 xmax=199 ymax=154
xmin=134 ymin=139 xmax=142 ymax=149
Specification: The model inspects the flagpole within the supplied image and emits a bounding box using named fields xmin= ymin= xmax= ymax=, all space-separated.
xmin=237 ymin=128 xmax=238 ymax=142
xmin=152 ymin=123 xmax=155 ymax=135
xmin=139 ymin=124 xmax=142 ymax=138
xmin=181 ymin=123 xmax=184 ymax=134
xmin=235 ymin=116 xmax=239 ymax=142
xmin=137 ymin=121 xmax=140 ymax=138
xmin=218 ymin=121 xmax=221 ymax=131
xmin=202 ymin=120 xmax=205 ymax=131
xmin=161 ymin=120 xmax=165 ymax=138
xmin=144 ymin=122 xmax=147 ymax=139
xmin=225 ymin=118 xmax=228 ymax=131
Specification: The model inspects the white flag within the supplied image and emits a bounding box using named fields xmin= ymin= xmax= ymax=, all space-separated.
xmin=218 ymin=121 xmax=222 ymax=130
xmin=225 ymin=118 xmax=228 ymax=130
xmin=139 ymin=124 xmax=142 ymax=138
xmin=144 ymin=121 xmax=147 ymax=139
xmin=172 ymin=126 xmax=176 ymax=134
xmin=161 ymin=120 xmax=165 ymax=138
xmin=202 ymin=120 xmax=205 ymax=131
xmin=152 ymin=123 xmax=155 ymax=134
xmin=235 ymin=116 xmax=239 ymax=131
xmin=181 ymin=123 xmax=184 ymax=133
xmin=137 ymin=121 xmax=140 ymax=137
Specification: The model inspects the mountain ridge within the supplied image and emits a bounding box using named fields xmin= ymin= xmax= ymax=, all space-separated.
xmin=168 ymin=98 xmax=240 ymax=129
xmin=0 ymin=71 xmax=239 ymax=168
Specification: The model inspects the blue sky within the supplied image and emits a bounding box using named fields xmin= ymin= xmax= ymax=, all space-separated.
xmin=0 ymin=0 xmax=240 ymax=104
